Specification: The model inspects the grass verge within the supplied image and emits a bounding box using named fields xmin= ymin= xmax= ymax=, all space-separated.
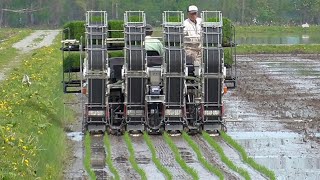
xmin=0 ymin=34 xmax=72 ymax=179
xmin=0 ymin=29 xmax=32 ymax=69
xmin=237 ymin=44 xmax=320 ymax=54
xmin=236 ymin=25 xmax=320 ymax=34
xmin=143 ymin=132 xmax=173 ymax=180
xmin=202 ymin=132 xmax=251 ymax=180
xmin=182 ymin=132 xmax=224 ymax=180
xmin=104 ymin=134 xmax=120 ymax=180
xmin=123 ymin=132 xmax=147 ymax=180
xmin=220 ymin=131 xmax=276 ymax=180
xmin=163 ymin=132 xmax=199 ymax=180
xmin=84 ymin=133 xmax=96 ymax=180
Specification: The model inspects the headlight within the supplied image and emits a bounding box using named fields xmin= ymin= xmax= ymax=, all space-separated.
xmin=165 ymin=109 xmax=182 ymax=116
xmin=203 ymin=110 xmax=220 ymax=116
xmin=127 ymin=110 xmax=144 ymax=116
xmin=88 ymin=110 xmax=105 ymax=116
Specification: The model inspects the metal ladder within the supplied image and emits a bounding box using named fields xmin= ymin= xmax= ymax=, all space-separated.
xmin=84 ymin=11 xmax=109 ymax=132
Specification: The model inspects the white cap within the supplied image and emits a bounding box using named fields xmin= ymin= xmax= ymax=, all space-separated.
xmin=188 ymin=5 xmax=198 ymax=13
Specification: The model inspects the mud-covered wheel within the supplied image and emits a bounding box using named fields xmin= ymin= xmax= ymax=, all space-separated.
xmin=159 ymin=126 xmax=165 ymax=134
xmin=222 ymin=124 xmax=228 ymax=132
xmin=183 ymin=126 xmax=190 ymax=133
xmin=106 ymin=127 xmax=112 ymax=135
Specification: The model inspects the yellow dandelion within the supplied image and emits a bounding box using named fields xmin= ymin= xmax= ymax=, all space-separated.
xmin=22 ymin=146 xmax=27 ymax=150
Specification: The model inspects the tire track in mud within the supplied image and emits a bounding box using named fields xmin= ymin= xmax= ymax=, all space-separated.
xmin=150 ymin=136 xmax=192 ymax=180
xmin=90 ymin=135 xmax=111 ymax=180
xmin=171 ymin=136 xmax=219 ymax=180
xmin=214 ymin=137 xmax=267 ymax=180
xmin=130 ymin=136 xmax=165 ymax=180
xmin=192 ymin=135 xmax=242 ymax=180
xmin=109 ymin=135 xmax=140 ymax=180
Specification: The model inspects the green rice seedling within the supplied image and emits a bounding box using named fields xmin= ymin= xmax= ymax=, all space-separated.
xmin=143 ymin=132 xmax=173 ymax=180
xmin=163 ymin=132 xmax=199 ymax=180
xmin=182 ymin=132 xmax=224 ymax=180
xmin=202 ymin=132 xmax=251 ymax=180
xmin=220 ymin=131 xmax=276 ymax=180
xmin=104 ymin=134 xmax=120 ymax=180
xmin=84 ymin=132 xmax=97 ymax=180
xmin=123 ymin=132 xmax=147 ymax=180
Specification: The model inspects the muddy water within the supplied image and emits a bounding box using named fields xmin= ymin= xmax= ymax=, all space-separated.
xmin=150 ymin=136 xmax=192 ymax=180
xmin=130 ymin=136 xmax=165 ymax=180
xmin=224 ymin=55 xmax=320 ymax=180
xmin=171 ymin=136 xmax=219 ymax=180
xmin=192 ymin=135 xmax=242 ymax=180
xmin=215 ymin=137 xmax=266 ymax=179
xmin=65 ymin=132 xmax=86 ymax=179
xmin=109 ymin=136 xmax=140 ymax=180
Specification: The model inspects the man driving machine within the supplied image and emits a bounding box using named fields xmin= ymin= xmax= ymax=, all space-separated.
xmin=184 ymin=5 xmax=202 ymax=73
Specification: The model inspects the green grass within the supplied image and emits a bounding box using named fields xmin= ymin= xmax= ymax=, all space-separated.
xmin=104 ymin=134 xmax=120 ymax=180
xmin=237 ymin=44 xmax=320 ymax=54
xmin=236 ymin=25 xmax=320 ymax=34
xmin=0 ymin=28 xmax=24 ymax=41
xmin=123 ymin=132 xmax=147 ymax=180
xmin=220 ymin=131 xmax=276 ymax=180
xmin=0 ymin=29 xmax=32 ymax=69
xmin=84 ymin=133 xmax=97 ymax=180
xmin=182 ymin=132 xmax=224 ymax=180
xmin=163 ymin=132 xmax=199 ymax=180
xmin=0 ymin=35 xmax=72 ymax=179
xmin=202 ymin=132 xmax=251 ymax=180
xmin=143 ymin=132 xmax=173 ymax=180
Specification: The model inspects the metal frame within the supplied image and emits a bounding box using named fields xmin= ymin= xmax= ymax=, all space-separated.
xmin=162 ymin=11 xmax=186 ymax=132
xmin=123 ymin=11 xmax=147 ymax=132
xmin=200 ymin=11 xmax=225 ymax=132
xmin=225 ymin=24 xmax=237 ymax=88
xmin=61 ymin=28 xmax=83 ymax=94
xmin=84 ymin=11 xmax=109 ymax=132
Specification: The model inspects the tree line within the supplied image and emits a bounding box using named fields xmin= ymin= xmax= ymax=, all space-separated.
xmin=1 ymin=0 xmax=319 ymax=28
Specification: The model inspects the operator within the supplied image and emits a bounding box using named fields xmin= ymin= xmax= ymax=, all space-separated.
xmin=184 ymin=5 xmax=202 ymax=37
xmin=145 ymin=24 xmax=164 ymax=56
xmin=184 ymin=5 xmax=202 ymax=68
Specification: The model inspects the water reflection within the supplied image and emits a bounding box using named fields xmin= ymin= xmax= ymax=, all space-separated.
xmin=236 ymin=33 xmax=320 ymax=45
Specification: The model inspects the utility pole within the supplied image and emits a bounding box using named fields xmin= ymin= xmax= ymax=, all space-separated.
xmin=241 ymin=0 xmax=245 ymax=24
xmin=116 ymin=2 xmax=118 ymax=19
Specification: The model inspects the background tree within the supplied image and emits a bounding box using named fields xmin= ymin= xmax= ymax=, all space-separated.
xmin=1 ymin=0 xmax=320 ymax=27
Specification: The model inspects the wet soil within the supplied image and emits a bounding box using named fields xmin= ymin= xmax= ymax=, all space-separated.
xmin=150 ymin=136 xmax=192 ymax=180
xmin=224 ymin=55 xmax=320 ymax=179
xmin=192 ymin=135 xmax=242 ymax=180
xmin=109 ymin=135 xmax=140 ymax=180
xmin=130 ymin=136 xmax=165 ymax=180
xmin=171 ymin=136 xmax=219 ymax=179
